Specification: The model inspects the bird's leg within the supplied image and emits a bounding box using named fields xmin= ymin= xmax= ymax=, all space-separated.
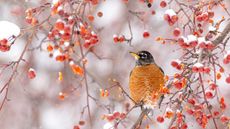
xmin=139 ymin=101 xmax=145 ymax=110
xmin=158 ymin=95 xmax=165 ymax=108
xmin=133 ymin=101 xmax=144 ymax=110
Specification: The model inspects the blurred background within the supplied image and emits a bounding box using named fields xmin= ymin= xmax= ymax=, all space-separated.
xmin=0 ymin=0 xmax=230 ymax=129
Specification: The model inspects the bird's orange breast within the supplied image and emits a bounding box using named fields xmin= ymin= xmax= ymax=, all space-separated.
xmin=129 ymin=64 xmax=164 ymax=104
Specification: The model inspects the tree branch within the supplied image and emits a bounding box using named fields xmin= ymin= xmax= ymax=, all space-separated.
xmin=213 ymin=21 xmax=230 ymax=45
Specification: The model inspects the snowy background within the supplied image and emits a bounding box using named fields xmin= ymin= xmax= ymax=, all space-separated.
xmin=0 ymin=0 xmax=230 ymax=129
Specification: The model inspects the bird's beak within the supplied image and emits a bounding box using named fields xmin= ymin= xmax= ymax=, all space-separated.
xmin=129 ymin=51 xmax=140 ymax=60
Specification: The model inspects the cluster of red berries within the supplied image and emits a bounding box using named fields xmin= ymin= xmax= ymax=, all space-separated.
xmin=186 ymin=104 xmax=209 ymax=128
xmin=223 ymin=51 xmax=230 ymax=64
xmin=103 ymin=111 xmax=126 ymax=122
xmin=178 ymin=35 xmax=198 ymax=48
xmin=186 ymin=96 xmax=228 ymax=127
xmin=29 ymin=1 xmax=99 ymax=76
xmin=164 ymin=9 xmax=178 ymax=26
xmin=196 ymin=10 xmax=214 ymax=22
xmin=169 ymin=111 xmax=187 ymax=129
xmin=172 ymin=77 xmax=186 ymax=90
xmin=113 ymin=34 xmax=125 ymax=43
xmin=219 ymin=97 xmax=227 ymax=110
xmin=0 ymin=38 xmax=10 ymax=52
xmin=192 ymin=63 xmax=210 ymax=73
xmin=25 ymin=8 xmax=38 ymax=25
xmin=198 ymin=37 xmax=215 ymax=50
xmin=195 ymin=110 xmax=208 ymax=128
xmin=171 ymin=59 xmax=183 ymax=70
xmin=47 ymin=18 xmax=98 ymax=62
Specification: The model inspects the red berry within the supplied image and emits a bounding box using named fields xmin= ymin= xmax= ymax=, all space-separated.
xmin=160 ymin=1 xmax=167 ymax=8
xmin=225 ymin=76 xmax=230 ymax=84
xmin=223 ymin=58 xmax=229 ymax=64
xmin=119 ymin=35 xmax=125 ymax=42
xmin=79 ymin=120 xmax=85 ymax=126
xmin=106 ymin=114 xmax=115 ymax=122
xmin=61 ymin=33 xmax=71 ymax=41
xmin=143 ymin=31 xmax=150 ymax=38
xmin=55 ymin=20 xmax=65 ymax=30
xmin=73 ymin=125 xmax=80 ymax=129
xmin=209 ymin=83 xmax=217 ymax=90
xmin=204 ymin=67 xmax=210 ymax=73
xmin=171 ymin=15 xmax=178 ymax=23
xmin=226 ymin=54 xmax=230 ymax=60
xmin=206 ymin=42 xmax=214 ymax=50
xmin=87 ymin=15 xmax=94 ymax=22
xmin=199 ymin=41 xmax=206 ymax=48
xmin=202 ymin=12 xmax=209 ymax=21
xmin=97 ymin=11 xmax=103 ymax=17
xmin=207 ymin=114 xmax=212 ymax=119
xmin=25 ymin=17 xmax=32 ymax=24
xmin=192 ymin=66 xmax=199 ymax=72
xmin=68 ymin=16 xmax=75 ymax=24
xmin=173 ymin=28 xmax=181 ymax=37
xmin=113 ymin=111 xmax=120 ymax=118
xmin=188 ymin=98 xmax=196 ymax=105
xmin=208 ymin=11 xmax=214 ymax=18
xmin=120 ymin=113 xmax=126 ymax=119
xmin=176 ymin=65 xmax=182 ymax=70
xmin=122 ymin=0 xmax=129 ymax=3
xmin=174 ymin=81 xmax=183 ymax=89
xmin=181 ymin=123 xmax=188 ymax=129
xmin=83 ymin=42 xmax=91 ymax=49
xmin=113 ymin=35 xmax=119 ymax=43
xmin=0 ymin=38 xmax=8 ymax=45
xmin=186 ymin=109 xmax=194 ymax=115
xmin=164 ymin=14 xmax=170 ymax=21
xmin=171 ymin=61 xmax=178 ymax=67
xmin=189 ymin=41 xmax=198 ymax=47
xmin=57 ymin=8 xmax=64 ymax=16
xmin=205 ymin=91 xmax=213 ymax=99
xmin=157 ymin=116 xmax=164 ymax=123
xmin=0 ymin=45 xmax=10 ymax=52
xmin=151 ymin=10 xmax=156 ymax=15
xmin=213 ymin=111 xmax=219 ymax=117
xmin=28 ymin=68 xmax=36 ymax=79
xmin=196 ymin=15 xmax=203 ymax=22
xmin=220 ymin=115 xmax=229 ymax=123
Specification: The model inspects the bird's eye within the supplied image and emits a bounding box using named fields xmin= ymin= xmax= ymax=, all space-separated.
xmin=140 ymin=53 xmax=147 ymax=58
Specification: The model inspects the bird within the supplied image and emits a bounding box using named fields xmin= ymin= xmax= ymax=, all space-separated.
xmin=129 ymin=51 xmax=165 ymax=129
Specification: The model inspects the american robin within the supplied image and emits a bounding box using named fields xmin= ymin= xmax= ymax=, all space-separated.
xmin=129 ymin=51 xmax=165 ymax=129
xmin=129 ymin=50 xmax=164 ymax=107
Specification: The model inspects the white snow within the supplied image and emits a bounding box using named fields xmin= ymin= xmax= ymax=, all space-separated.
xmin=0 ymin=21 xmax=20 ymax=39
xmin=165 ymin=9 xmax=176 ymax=17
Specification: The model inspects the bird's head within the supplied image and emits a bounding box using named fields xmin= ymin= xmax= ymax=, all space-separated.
xmin=129 ymin=51 xmax=154 ymax=66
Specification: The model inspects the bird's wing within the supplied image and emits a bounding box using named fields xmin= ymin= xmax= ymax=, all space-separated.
xmin=159 ymin=67 xmax=164 ymax=75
